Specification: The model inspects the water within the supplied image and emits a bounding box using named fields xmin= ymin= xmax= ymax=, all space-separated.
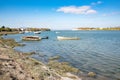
xmin=3 ymin=30 xmax=120 ymax=79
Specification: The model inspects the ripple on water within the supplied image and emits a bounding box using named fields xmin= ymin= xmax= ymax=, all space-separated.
xmin=5 ymin=30 xmax=120 ymax=80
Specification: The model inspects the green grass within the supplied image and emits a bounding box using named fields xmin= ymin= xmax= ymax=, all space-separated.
xmin=0 ymin=37 xmax=23 ymax=48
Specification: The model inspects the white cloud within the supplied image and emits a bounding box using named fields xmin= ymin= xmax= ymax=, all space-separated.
xmin=57 ymin=6 xmax=97 ymax=14
xmin=91 ymin=1 xmax=102 ymax=5
xmin=86 ymin=10 xmax=97 ymax=14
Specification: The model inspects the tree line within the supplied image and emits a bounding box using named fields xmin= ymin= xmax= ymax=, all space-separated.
xmin=0 ymin=26 xmax=12 ymax=32
xmin=0 ymin=26 xmax=51 ymax=32
xmin=75 ymin=27 xmax=120 ymax=30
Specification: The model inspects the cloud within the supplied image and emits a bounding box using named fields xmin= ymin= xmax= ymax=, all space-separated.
xmin=91 ymin=1 xmax=102 ymax=5
xmin=57 ymin=6 xmax=97 ymax=14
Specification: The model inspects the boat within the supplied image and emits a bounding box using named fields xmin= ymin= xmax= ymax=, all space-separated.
xmin=34 ymin=31 xmax=41 ymax=34
xmin=57 ymin=36 xmax=80 ymax=40
xmin=56 ymin=32 xmax=60 ymax=34
xmin=42 ymin=36 xmax=49 ymax=39
xmin=22 ymin=36 xmax=41 ymax=41
xmin=25 ymin=31 xmax=30 ymax=33
xmin=19 ymin=31 xmax=25 ymax=34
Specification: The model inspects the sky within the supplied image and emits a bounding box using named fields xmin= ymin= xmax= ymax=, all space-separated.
xmin=0 ymin=0 xmax=120 ymax=30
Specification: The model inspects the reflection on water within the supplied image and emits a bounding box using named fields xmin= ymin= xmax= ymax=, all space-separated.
xmin=3 ymin=30 xmax=120 ymax=79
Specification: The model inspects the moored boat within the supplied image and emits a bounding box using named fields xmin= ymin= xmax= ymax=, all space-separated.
xmin=19 ymin=31 xmax=25 ymax=34
xmin=57 ymin=36 xmax=80 ymax=40
xmin=41 ymin=36 xmax=49 ymax=39
xmin=22 ymin=36 xmax=41 ymax=41
xmin=34 ymin=31 xmax=41 ymax=34
xmin=56 ymin=32 xmax=60 ymax=34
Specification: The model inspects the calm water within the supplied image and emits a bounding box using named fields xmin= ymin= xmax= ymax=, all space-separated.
xmin=3 ymin=30 xmax=120 ymax=79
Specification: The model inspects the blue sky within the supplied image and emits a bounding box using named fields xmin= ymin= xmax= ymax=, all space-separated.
xmin=0 ymin=0 xmax=120 ymax=30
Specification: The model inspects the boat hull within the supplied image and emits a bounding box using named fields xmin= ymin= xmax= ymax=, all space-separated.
xmin=57 ymin=36 xmax=80 ymax=40
xmin=34 ymin=31 xmax=41 ymax=34
xmin=22 ymin=36 xmax=41 ymax=41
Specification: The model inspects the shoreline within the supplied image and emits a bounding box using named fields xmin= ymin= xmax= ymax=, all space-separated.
xmin=0 ymin=36 xmax=82 ymax=80
xmin=0 ymin=31 xmax=19 ymax=35
xmin=0 ymin=35 xmax=114 ymax=80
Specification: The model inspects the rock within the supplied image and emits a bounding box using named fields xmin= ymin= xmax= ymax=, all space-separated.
xmin=88 ymin=72 xmax=96 ymax=77
xmin=65 ymin=72 xmax=82 ymax=80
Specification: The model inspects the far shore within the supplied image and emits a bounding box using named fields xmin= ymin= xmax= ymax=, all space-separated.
xmin=0 ymin=31 xmax=19 ymax=35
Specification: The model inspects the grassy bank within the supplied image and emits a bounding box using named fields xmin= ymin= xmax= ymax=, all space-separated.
xmin=0 ymin=31 xmax=19 ymax=35
xmin=0 ymin=37 xmax=22 ymax=48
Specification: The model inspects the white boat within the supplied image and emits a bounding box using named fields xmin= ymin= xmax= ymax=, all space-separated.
xmin=25 ymin=31 xmax=30 ymax=33
xmin=34 ymin=31 xmax=41 ymax=34
xmin=57 ymin=36 xmax=80 ymax=40
xmin=19 ymin=31 xmax=25 ymax=34
xmin=56 ymin=32 xmax=60 ymax=34
xmin=22 ymin=36 xmax=41 ymax=41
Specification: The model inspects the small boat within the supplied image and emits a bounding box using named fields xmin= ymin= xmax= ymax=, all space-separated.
xmin=22 ymin=36 xmax=41 ymax=41
xmin=34 ymin=31 xmax=41 ymax=34
xmin=19 ymin=31 xmax=25 ymax=34
xmin=42 ymin=36 xmax=49 ymax=39
xmin=25 ymin=31 xmax=30 ymax=33
xmin=57 ymin=36 xmax=80 ymax=40
xmin=56 ymin=32 xmax=60 ymax=34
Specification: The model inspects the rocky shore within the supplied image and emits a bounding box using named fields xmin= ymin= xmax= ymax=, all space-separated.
xmin=0 ymin=36 xmax=113 ymax=80
xmin=0 ymin=36 xmax=82 ymax=80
